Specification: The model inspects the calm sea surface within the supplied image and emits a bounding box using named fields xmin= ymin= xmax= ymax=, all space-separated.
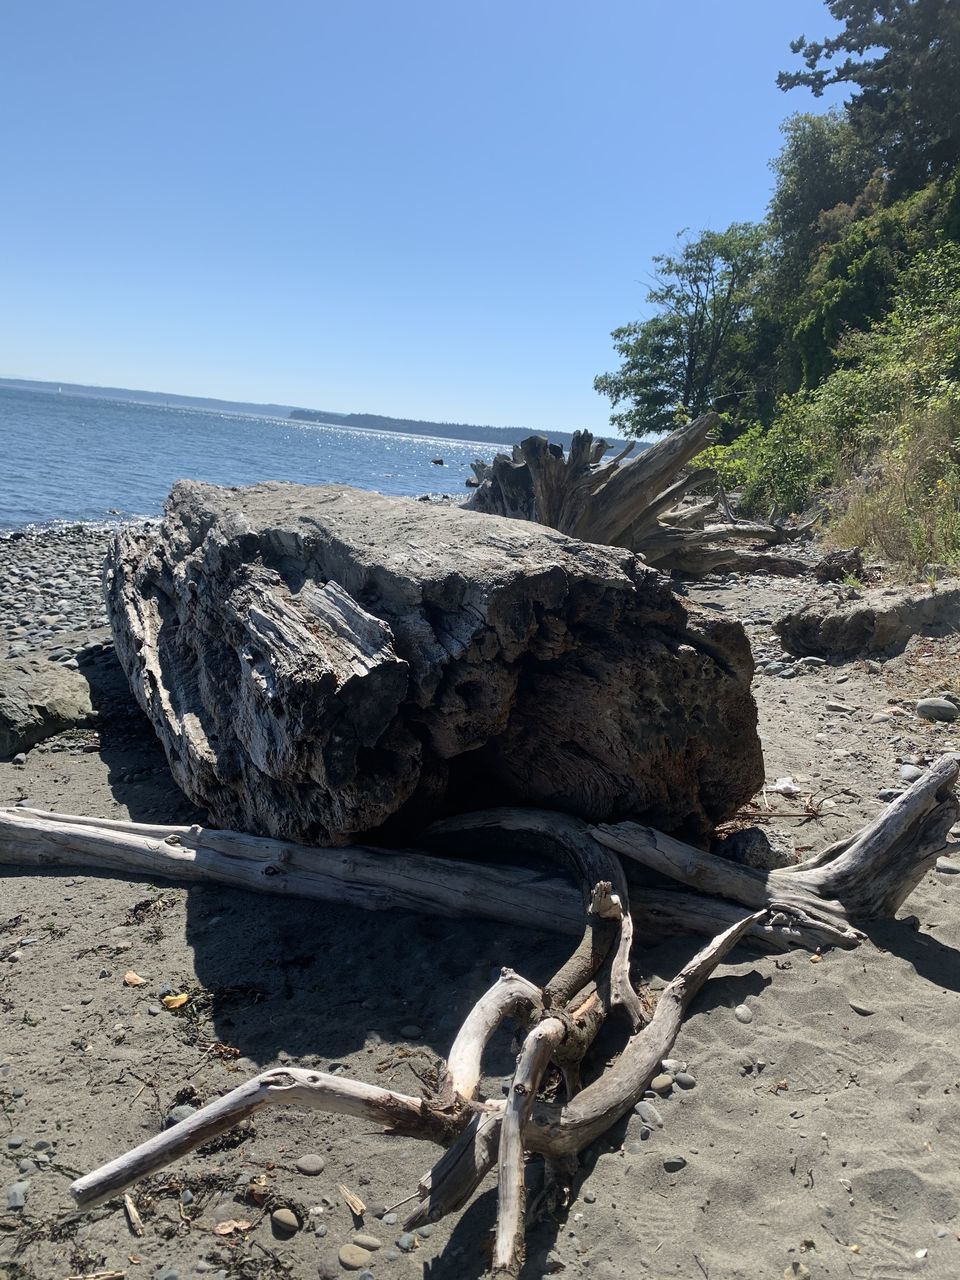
xmin=0 ymin=386 xmax=498 ymax=531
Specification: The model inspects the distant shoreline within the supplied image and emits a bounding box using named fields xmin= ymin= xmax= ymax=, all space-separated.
xmin=0 ymin=376 xmax=625 ymax=451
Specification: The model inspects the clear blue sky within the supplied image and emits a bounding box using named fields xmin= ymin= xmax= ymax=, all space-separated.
xmin=1 ymin=1 xmax=844 ymax=431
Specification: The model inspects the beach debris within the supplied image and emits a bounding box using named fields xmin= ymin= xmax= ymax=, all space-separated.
xmin=465 ymin=413 xmax=814 ymax=576
xmin=338 ymin=1183 xmax=367 ymax=1217
xmin=122 ymin=1192 xmax=144 ymax=1236
xmin=161 ymin=992 xmax=188 ymax=1009
xmin=212 ymin=1218 xmax=251 ymax=1236
xmin=122 ymin=970 xmax=147 ymax=987
xmin=104 ymin=477 xmax=763 ymax=844
xmin=2 ymin=756 xmax=958 ymax=1276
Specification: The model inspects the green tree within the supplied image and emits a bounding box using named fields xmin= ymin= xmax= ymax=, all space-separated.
xmin=594 ymin=223 xmax=767 ymax=436
xmin=778 ymin=1 xmax=960 ymax=192
xmin=768 ymin=110 xmax=879 ymax=293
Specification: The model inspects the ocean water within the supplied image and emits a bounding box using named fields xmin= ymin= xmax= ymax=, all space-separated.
xmin=0 ymin=386 xmax=498 ymax=531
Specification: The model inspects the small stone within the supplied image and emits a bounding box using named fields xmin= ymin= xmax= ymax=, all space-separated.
xmin=544 ymin=1250 xmax=566 ymax=1273
xmin=148 ymin=1005 xmax=161 ymax=1016
xmin=418 ymin=1224 xmax=434 ymax=1238
xmin=916 ymin=697 xmax=959 ymax=723
xmin=165 ymin=1104 xmax=197 ymax=1127
xmin=6 ymin=1138 xmax=24 ymax=1150
xmin=352 ymin=1233 xmax=382 ymax=1251
xmin=381 ymin=1211 xmax=397 ymax=1225
xmin=400 ymin=1024 xmax=423 ymax=1038
xmin=382 ymin=1248 xmax=401 ymax=1261
xmin=650 ymin=1073 xmax=673 ymax=1094
xmin=799 ymin=656 xmax=826 ymax=667
xmin=5 ymin=1181 xmax=29 ymax=1209
xmin=663 ymin=1157 xmax=687 ymax=1172
xmin=673 ymin=1072 xmax=697 ymax=1089
xmin=582 ymin=1189 xmax=597 ymax=1204
xmin=271 ymin=1206 xmax=300 ymax=1235
xmin=936 ymin=856 xmax=960 ymax=874
xmin=784 ymin=1263 xmax=811 ymax=1280
xmin=633 ymin=1101 xmax=663 ymax=1128
xmin=17 ymin=1160 xmax=37 ymax=1176
xmin=848 ymin=1001 xmax=875 ymax=1016
xmin=339 ymin=1243 xmax=372 ymax=1269
xmin=296 ymin=1153 xmax=326 ymax=1175
xmin=12 ymin=753 xmax=26 ymax=766
xmin=878 ymin=788 xmax=905 ymax=801
xmin=734 ymin=1004 xmax=753 ymax=1024
xmin=397 ymin=1232 xmax=418 ymax=1252
xmin=661 ymin=1058 xmax=686 ymax=1073
xmin=900 ymin=764 xmax=924 ymax=782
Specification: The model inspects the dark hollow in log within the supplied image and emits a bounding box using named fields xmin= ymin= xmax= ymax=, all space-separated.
xmin=465 ymin=414 xmax=812 ymax=575
xmin=105 ymin=481 xmax=764 ymax=845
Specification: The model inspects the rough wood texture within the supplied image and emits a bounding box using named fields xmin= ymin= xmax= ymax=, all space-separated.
xmin=105 ymin=480 xmax=763 ymax=844
xmin=465 ymin=414 xmax=812 ymax=574
xmin=0 ymin=805 xmax=840 ymax=953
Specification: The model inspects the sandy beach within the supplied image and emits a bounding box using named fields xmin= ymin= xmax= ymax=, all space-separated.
xmin=2 ymin=528 xmax=960 ymax=1280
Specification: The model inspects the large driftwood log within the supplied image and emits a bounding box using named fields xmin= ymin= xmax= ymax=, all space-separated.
xmin=105 ymin=480 xmax=763 ymax=845
xmin=465 ymin=414 xmax=812 ymax=574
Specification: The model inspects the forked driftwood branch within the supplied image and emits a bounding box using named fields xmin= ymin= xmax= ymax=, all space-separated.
xmin=1 ymin=756 xmax=957 ymax=1276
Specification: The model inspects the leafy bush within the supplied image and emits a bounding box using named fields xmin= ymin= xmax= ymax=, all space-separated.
xmin=702 ymin=241 xmax=960 ymax=526
xmin=832 ymin=399 xmax=960 ymax=571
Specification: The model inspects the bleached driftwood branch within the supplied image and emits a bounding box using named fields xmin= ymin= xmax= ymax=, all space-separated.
xmin=3 ymin=758 xmax=957 ymax=1276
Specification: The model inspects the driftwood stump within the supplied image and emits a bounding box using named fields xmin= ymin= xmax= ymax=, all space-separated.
xmin=466 ymin=413 xmax=814 ymax=574
xmin=105 ymin=480 xmax=764 ymax=846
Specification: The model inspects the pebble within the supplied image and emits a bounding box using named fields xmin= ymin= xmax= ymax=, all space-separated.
xmin=848 ymin=1001 xmax=875 ymax=1016
xmin=165 ymin=1104 xmax=197 ymax=1127
xmin=936 ymin=856 xmax=960 ymax=875
xmin=878 ymin=788 xmax=905 ymax=801
xmin=271 ymin=1206 xmax=300 ymax=1234
xmin=382 ymin=1248 xmax=402 ymax=1262
xmin=397 ymin=1232 xmax=418 ymax=1251
xmin=650 ymin=1073 xmax=673 ymax=1094
xmin=400 ymin=1024 xmax=423 ymax=1038
xmin=799 ymin=656 xmax=826 ymax=667
xmin=661 ymin=1058 xmax=686 ymax=1073
xmin=296 ymin=1153 xmax=326 ymax=1175
xmin=673 ymin=1072 xmax=697 ymax=1089
xmin=418 ymin=1224 xmax=434 ymax=1238
xmin=352 ymin=1233 xmax=382 ymax=1251
xmin=338 ymin=1243 xmax=372 ymax=1269
xmin=582 ymin=1189 xmax=597 ymax=1204
xmin=734 ymin=1004 xmax=753 ymax=1024
xmin=5 ymin=1181 xmax=29 ymax=1209
xmin=663 ymin=1157 xmax=687 ymax=1172
xmin=900 ymin=764 xmax=924 ymax=782
xmin=633 ymin=1101 xmax=663 ymax=1128
xmin=916 ymin=697 xmax=959 ymax=722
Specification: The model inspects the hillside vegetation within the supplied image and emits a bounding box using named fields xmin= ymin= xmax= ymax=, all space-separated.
xmin=595 ymin=0 xmax=960 ymax=571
